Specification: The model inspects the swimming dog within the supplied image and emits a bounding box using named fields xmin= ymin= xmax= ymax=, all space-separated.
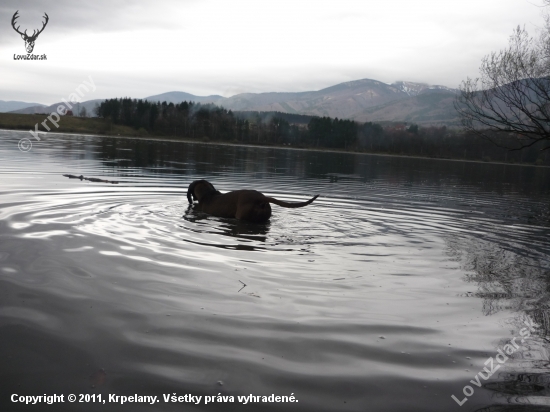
xmin=187 ymin=180 xmax=319 ymax=223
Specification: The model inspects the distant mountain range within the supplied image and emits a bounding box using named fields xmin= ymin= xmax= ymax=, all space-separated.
xmin=7 ymin=78 xmax=460 ymax=126
xmin=0 ymin=100 xmax=47 ymax=113
xmin=8 ymin=99 xmax=104 ymax=117
xmin=145 ymin=91 xmax=224 ymax=104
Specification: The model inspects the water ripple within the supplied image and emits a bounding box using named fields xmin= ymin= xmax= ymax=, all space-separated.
xmin=1 ymin=132 xmax=549 ymax=411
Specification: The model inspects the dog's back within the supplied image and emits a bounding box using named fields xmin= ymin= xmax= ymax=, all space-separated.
xmin=187 ymin=180 xmax=317 ymax=223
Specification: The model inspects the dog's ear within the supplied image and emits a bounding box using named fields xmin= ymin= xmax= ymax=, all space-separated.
xmin=187 ymin=181 xmax=197 ymax=204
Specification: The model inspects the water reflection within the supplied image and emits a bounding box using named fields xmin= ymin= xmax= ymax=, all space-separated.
xmin=449 ymin=235 xmax=550 ymax=327
xmin=1 ymin=130 xmax=550 ymax=411
xmin=27 ymin=133 xmax=550 ymax=195
xmin=447 ymin=232 xmax=550 ymax=409
xmin=183 ymin=205 xmax=271 ymax=244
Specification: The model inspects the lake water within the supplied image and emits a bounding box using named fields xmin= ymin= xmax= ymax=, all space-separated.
xmin=1 ymin=129 xmax=550 ymax=411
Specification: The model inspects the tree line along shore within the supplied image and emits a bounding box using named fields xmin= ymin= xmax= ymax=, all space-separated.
xmin=1 ymin=99 xmax=548 ymax=167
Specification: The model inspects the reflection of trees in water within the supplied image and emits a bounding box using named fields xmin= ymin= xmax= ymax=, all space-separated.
xmin=448 ymin=235 xmax=550 ymax=335
xmin=52 ymin=136 xmax=550 ymax=199
xmin=478 ymin=327 xmax=550 ymax=410
xmin=449 ymin=235 xmax=550 ymax=409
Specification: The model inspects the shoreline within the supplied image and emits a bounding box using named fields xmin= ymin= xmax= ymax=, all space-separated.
xmin=2 ymin=127 xmax=549 ymax=169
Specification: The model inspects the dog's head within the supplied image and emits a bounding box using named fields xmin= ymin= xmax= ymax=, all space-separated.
xmin=187 ymin=179 xmax=217 ymax=203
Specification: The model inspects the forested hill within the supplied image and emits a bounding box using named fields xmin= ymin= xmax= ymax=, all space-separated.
xmin=233 ymin=111 xmax=314 ymax=125
xmin=93 ymin=97 xmax=549 ymax=166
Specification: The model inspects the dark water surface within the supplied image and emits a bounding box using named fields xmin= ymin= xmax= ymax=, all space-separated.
xmin=1 ymin=129 xmax=550 ymax=411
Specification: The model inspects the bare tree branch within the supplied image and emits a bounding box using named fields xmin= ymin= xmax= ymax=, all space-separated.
xmin=455 ymin=24 xmax=550 ymax=151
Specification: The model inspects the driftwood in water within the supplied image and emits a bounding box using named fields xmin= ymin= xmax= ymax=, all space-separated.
xmin=63 ymin=174 xmax=119 ymax=184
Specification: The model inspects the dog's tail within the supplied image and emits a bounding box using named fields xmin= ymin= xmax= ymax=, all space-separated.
xmin=265 ymin=195 xmax=319 ymax=208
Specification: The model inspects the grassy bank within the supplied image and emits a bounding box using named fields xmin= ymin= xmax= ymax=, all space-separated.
xmin=0 ymin=112 xmax=137 ymax=136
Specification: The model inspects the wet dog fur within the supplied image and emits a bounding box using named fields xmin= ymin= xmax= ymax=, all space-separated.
xmin=187 ymin=179 xmax=319 ymax=223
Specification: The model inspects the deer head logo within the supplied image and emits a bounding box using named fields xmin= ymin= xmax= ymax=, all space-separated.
xmin=11 ymin=11 xmax=49 ymax=54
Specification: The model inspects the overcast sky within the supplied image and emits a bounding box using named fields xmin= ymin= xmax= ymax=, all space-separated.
xmin=0 ymin=0 xmax=547 ymax=104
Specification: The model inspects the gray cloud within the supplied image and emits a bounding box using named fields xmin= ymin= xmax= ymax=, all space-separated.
xmin=1 ymin=0 xmax=195 ymax=46
xmin=1 ymin=0 xmax=547 ymax=105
